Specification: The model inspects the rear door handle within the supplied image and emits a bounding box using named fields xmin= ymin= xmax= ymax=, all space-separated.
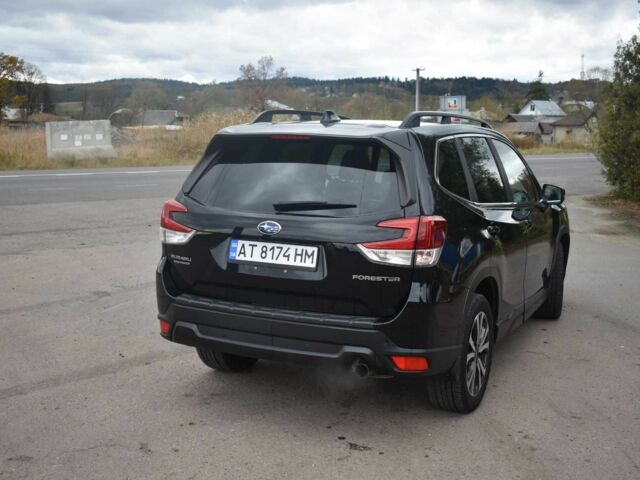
xmin=487 ymin=224 xmax=501 ymax=236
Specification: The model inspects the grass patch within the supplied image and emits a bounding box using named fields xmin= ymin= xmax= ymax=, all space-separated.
xmin=519 ymin=144 xmax=593 ymax=155
xmin=0 ymin=110 xmax=253 ymax=170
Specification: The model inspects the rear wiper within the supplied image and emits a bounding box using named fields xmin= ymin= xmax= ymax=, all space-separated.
xmin=273 ymin=201 xmax=357 ymax=212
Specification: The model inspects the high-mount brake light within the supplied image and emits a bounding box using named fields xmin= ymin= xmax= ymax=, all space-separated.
xmin=160 ymin=199 xmax=195 ymax=245
xmin=271 ymin=134 xmax=311 ymax=140
xmin=357 ymin=216 xmax=447 ymax=267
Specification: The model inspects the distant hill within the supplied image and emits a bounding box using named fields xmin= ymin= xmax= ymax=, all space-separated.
xmin=49 ymin=78 xmax=203 ymax=103
xmin=285 ymin=76 xmax=530 ymax=101
xmin=285 ymin=76 xmax=606 ymax=103
xmin=47 ymin=75 xmax=608 ymax=121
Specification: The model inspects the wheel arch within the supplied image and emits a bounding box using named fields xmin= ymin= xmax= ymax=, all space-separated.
xmin=464 ymin=264 xmax=502 ymax=342
xmin=473 ymin=276 xmax=500 ymax=341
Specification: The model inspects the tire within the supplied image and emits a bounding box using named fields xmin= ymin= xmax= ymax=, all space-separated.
xmin=534 ymin=243 xmax=565 ymax=320
xmin=196 ymin=347 xmax=258 ymax=373
xmin=427 ymin=294 xmax=494 ymax=413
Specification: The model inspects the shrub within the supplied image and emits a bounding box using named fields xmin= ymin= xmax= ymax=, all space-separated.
xmin=598 ymin=29 xmax=640 ymax=202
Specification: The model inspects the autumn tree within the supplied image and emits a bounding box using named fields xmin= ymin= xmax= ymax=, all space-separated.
xmin=0 ymin=52 xmax=25 ymax=124
xmin=41 ymin=83 xmax=54 ymax=114
xmin=20 ymin=62 xmax=46 ymax=114
xmin=469 ymin=94 xmax=506 ymax=120
xmin=238 ymin=56 xmax=287 ymax=111
xmin=587 ymin=66 xmax=612 ymax=82
xmin=91 ymin=84 xmax=119 ymax=118
xmin=127 ymin=81 xmax=170 ymax=111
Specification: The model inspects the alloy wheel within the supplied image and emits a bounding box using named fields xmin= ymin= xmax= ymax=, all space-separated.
xmin=466 ymin=311 xmax=490 ymax=397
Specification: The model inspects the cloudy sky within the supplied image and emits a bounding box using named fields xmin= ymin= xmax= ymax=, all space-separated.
xmin=1 ymin=0 xmax=638 ymax=84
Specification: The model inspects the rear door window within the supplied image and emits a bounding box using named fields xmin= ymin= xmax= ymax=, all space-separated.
xmin=437 ymin=139 xmax=470 ymax=199
xmin=188 ymin=137 xmax=401 ymax=217
xmin=460 ymin=137 xmax=508 ymax=203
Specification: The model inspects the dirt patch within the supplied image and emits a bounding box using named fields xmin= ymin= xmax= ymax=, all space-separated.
xmin=587 ymin=193 xmax=640 ymax=235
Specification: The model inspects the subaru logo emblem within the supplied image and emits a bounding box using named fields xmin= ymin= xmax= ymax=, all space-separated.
xmin=257 ymin=221 xmax=281 ymax=236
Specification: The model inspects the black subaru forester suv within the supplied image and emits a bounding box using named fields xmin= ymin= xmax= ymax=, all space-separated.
xmin=156 ymin=110 xmax=569 ymax=413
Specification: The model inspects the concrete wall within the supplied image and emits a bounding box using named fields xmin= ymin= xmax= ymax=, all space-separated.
xmin=553 ymin=118 xmax=596 ymax=145
xmin=45 ymin=120 xmax=117 ymax=160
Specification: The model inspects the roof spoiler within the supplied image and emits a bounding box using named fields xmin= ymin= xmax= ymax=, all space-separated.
xmin=252 ymin=109 xmax=349 ymax=125
xmin=399 ymin=111 xmax=493 ymax=129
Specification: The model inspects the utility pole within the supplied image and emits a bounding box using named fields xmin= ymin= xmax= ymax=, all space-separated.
xmin=580 ymin=54 xmax=585 ymax=80
xmin=412 ymin=67 xmax=424 ymax=111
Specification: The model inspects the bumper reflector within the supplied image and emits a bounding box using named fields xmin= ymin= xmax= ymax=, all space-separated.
xmin=159 ymin=319 xmax=171 ymax=336
xmin=390 ymin=355 xmax=429 ymax=371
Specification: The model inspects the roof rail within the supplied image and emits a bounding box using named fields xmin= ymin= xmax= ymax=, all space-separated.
xmin=399 ymin=111 xmax=493 ymax=129
xmin=252 ymin=109 xmax=348 ymax=124
xmin=320 ymin=110 xmax=341 ymax=126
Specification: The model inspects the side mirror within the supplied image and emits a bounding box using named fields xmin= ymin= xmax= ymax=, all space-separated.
xmin=541 ymin=184 xmax=565 ymax=205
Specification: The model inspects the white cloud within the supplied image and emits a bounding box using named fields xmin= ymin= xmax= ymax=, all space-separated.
xmin=0 ymin=0 xmax=637 ymax=83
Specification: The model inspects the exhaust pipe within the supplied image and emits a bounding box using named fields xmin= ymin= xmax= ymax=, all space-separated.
xmin=351 ymin=358 xmax=371 ymax=378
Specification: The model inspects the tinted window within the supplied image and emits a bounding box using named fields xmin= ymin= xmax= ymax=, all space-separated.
xmin=461 ymin=137 xmax=507 ymax=203
xmin=437 ymin=139 xmax=470 ymax=199
xmin=492 ymin=140 xmax=538 ymax=203
xmin=189 ymin=137 xmax=400 ymax=217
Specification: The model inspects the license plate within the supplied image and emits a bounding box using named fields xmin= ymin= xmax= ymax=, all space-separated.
xmin=228 ymin=239 xmax=318 ymax=270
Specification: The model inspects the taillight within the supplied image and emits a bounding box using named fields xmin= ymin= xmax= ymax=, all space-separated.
xmin=357 ymin=216 xmax=447 ymax=267
xmin=160 ymin=199 xmax=195 ymax=244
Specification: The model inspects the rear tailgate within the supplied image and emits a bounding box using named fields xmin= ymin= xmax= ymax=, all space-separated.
xmin=163 ymin=134 xmax=416 ymax=319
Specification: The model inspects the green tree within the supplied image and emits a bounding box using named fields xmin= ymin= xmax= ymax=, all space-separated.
xmin=526 ymin=70 xmax=549 ymax=101
xmin=598 ymin=29 xmax=640 ymax=201
xmin=0 ymin=52 xmax=25 ymax=124
xmin=238 ymin=56 xmax=287 ymax=111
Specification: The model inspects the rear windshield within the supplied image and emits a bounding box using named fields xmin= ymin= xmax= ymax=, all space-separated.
xmin=188 ymin=136 xmax=401 ymax=217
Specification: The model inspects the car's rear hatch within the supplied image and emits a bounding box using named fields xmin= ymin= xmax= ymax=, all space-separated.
xmin=163 ymin=133 xmax=416 ymax=320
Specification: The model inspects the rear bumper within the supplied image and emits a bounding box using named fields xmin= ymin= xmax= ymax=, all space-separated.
xmin=157 ymin=258 xmax=461 ymax=377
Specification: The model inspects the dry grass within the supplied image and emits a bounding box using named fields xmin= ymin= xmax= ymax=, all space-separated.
xmin=519 ymin=143 xmax=593 ymax=155
xmin=1 ymin=112 xmax=594 ymax=170
xmin=0 ymin=110 xmax=253 ymax=170
xmin=505 ymin=134 xmax=537 ymax=151
xmin=504 ymin=134 xmax=593 ymax=155
xmin=0 ymin=127 xmax=50 ymax=170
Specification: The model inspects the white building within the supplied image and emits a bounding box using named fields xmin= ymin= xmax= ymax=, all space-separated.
xmin=518 ymin=100 xmax=566 ymax=118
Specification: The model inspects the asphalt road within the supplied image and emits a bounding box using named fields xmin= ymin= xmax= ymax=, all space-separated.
xmin=1 ymin=153 xmax=638 ymax=479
